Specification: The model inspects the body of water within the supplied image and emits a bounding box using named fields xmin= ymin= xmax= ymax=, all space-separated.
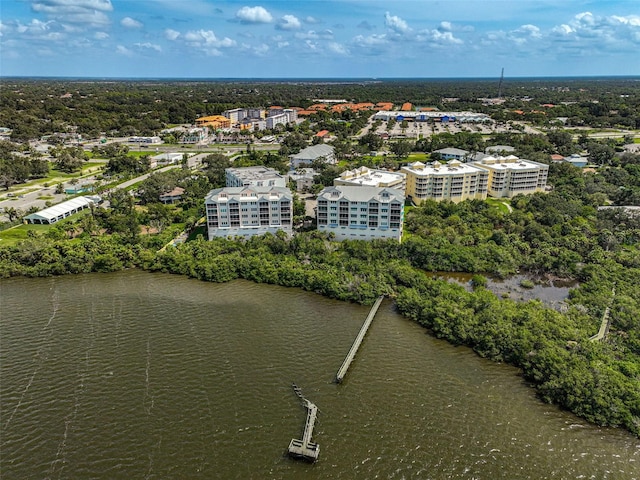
xmin=1 ymin=271 xmax=637 ymax=479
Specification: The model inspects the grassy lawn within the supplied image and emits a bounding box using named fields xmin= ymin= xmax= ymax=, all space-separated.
xmin=407 ymin=153 xmax=429 ymax=161
xmin=0 ymin=224 xmax=51 ymax=246
xmin=486 ymin=198 xmax=511 ymax=214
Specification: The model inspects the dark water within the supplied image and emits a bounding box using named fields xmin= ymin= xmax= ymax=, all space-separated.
xmin=1 ymin=271 xmax=638 ymax=479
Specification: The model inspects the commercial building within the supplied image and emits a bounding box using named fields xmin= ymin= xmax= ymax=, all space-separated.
xmin=334 ymin=166 xmax=406 ymax=191
xmin=205 ymin=186 xmax=292 ymax=239
xmin=402 ymin=160 xmax=488 ymax=204
xmin=316 ymin=186 xmax=405 ymax=241
xmin=128 ymin=136 xmax=162 ymax=144
xmin=373 ymin=111 xmax=492 ymax=123
xmin=24 ymin=196 xmax=100 ymax=225
xmin=472 ymin=155 xmax=549 ymax=198
xmin=195 ymin=115 xmax=232 ymax=129
xmin=225 ymin=166 xmax=287 ymax=188
xmin=290 ymin=144 xmax=336 ymax=169
xmin=181 ymin=127 xmax=208 ymax=144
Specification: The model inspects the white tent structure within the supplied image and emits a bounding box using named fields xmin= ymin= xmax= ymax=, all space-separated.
xmin=24 ymin=196 xmax=100 ymax=225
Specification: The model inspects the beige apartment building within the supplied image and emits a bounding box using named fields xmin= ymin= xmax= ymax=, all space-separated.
xmin=401 ymin=160 xmax=488 ymax=204
xmin=473 ymin=155 xmax=549 ymax=198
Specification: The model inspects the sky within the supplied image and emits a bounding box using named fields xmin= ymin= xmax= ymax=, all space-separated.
xmin=1 ymin=0 xmax=639 ymax=78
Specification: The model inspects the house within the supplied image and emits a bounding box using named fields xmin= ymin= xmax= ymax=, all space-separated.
xmin=402 ymin=160 xmax=488 ymax=204
xmin=563 ymin=154 xmax=589 ymax=168
xmin=159 ymin=187 xmax=185 ymax=204
xmin=204 ymin=186 xmax=292 ymax=239
xmin=289 ymin=144 xmax=336 ymax=169
xmin=316 ymin=186 xmax=405 ymax=242
xmin=334 ymin=166 xmax=406 ymax=191
xmin=433 ymin=148 xmax=470 ymax=161
xmin=288 ymin=168 xmax=318 ymax=192
xmin=225 ymin=166 xmax=287 ymax=188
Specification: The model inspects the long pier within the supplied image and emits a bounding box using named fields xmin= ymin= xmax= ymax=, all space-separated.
xmin=335 ymin=295 xmax=384 ymax=383
xmin=288 ymin=384 xmax=320 ymax=462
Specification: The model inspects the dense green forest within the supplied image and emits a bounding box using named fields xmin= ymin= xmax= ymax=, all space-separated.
xmin=1 ymin=78 xmax=639 ymax=140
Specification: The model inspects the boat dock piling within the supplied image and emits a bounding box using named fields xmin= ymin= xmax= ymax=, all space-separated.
xmin=288 ymin=384 xmax=320 ymax=462
xmin=335 ymin=295 xmax=384 ymax=383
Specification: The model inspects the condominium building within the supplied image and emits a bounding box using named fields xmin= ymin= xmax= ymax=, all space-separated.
xmin=225 ymin=166 xmax=287 ymax=188
xmin=334 ymin=166 xmax=406 ymax=191
xmin=205 ymin=186 xmax=292 ymax=239
xmin=472 ymin=155 xmax=548 ymax=198
xmin=401 ymin=160 xmax=488 ymax=205
xmin=316 ymin=186 xmax=405 ymax=241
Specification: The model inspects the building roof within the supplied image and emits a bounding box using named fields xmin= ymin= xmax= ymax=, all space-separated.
xmin=336 ymin=166 xmax=405 ymax=187
xmin=226 ymin=166 xmax=285 ymax=182
xmin=205 ymin=186 xmax=292 ymax=203
xmin=402 ymin=160 xmax=486 ymax=177
xmin=485 ymin=145 xmax=516 ymax=153
xmin=290 ymin=144 xmax=335 ymax=161
xmin=434 ymin=147 xmax=470 ymax=156
xmin=474 ymin=155 xmax=549 ymax=171
xmin=318 ymin=185 xmax=405 ymax=203
xmin=24 ymin=196 xmax=98 ymax=223
xmin=315 ymin=130 xmax=329 ymax=137
xmin=160 ymin=187 xmax=185 ymax=198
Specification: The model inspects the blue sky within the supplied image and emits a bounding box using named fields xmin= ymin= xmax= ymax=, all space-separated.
xmin=1 ymin=0 xmax=639 ymax=78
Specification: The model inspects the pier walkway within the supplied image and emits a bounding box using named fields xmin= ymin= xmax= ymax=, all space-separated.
xmin=288 ymin=384 xmax=320 ymax=462
xmin=335 ymin=296 xmax=384 ymax=383
xmin=590 ymin=286 xmax=616 ymax=342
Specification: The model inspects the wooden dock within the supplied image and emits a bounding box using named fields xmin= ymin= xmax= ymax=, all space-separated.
xmin=288 ymin=384 xmax=320 ymax=462
xmin=590 ymin=286 xmax=616 ymax=342
xmin=335 ymin=295 xmax=384 ymax=383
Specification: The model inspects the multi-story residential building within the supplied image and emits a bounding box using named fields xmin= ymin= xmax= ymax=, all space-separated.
xmin=316 ymin=186 xmax=405 ymax=241
xmin=222 ymin=108 xmax=246 ymax=123
xmin=225 ymin=166 xmax=287 ymax=188
xmin=401 ymin=160 xmax=488 ymax=204
xmin=472 ymin=155 xmax=549 ymax=198
xmin=433 ymin=147 xmax=470 ymax=161
xmin=334 ymin=166 xmax=406 ymax=191
xmin=205 ymin=186 xmax=292 ymax=239
xmin=266 ymin=113 xmax=288 ymax=129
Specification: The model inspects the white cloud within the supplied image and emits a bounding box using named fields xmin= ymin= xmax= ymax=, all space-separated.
xmin=357 ymin=20 xmax=375 ymax=31
xmin=184 ymin=29 xmax=236 ymax=48
xmin=135 ymin=42 xmax=161 ymax=52
xmin=439 ymin=21 xmax=452 ymax=32
xmin=304 ymin=16 xmax=320 ymax=25
xmin=254 ymin=43 xmax=269 ymax=55
xmin=384 ymin=12 xmax=410 ymax=35
xmin=295 ymin=29 xmax=333 ymax=41
xmin=116 ymin=44 xmax=132 ymax=56
xmin=277 ymin=14 xmax=301 ymax=31
xmin=328 ymin=42 xmax=349 ymax=56
xmin=235 ymin=6 xmax=272 ymax=24
xmin=121 ymin=17 xmax=143 ymax=28
xmin=353 ymin=33 xmax=388 ymax=47
xmin=30 ymin=0 xmax=112 ymax=26
xmin=417 ymin=29 xmax=463 ymax=45
xmin=164 ymin=28 xmax=180 ymax=40
xmin=94 ymin=31 xmax=108 ymax=39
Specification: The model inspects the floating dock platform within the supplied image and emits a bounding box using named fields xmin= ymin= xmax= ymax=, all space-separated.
xmin=288 ymin=384 xmax=320 ymax=462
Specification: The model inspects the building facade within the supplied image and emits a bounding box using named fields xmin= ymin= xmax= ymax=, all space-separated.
xmin=401 ymin=160 xmax=488 ymax=204
xmin=472 ymin=155 xmax=549 ymax=198
xmin=225 ymin=166 xmax=287 ymax=188
xmin=205 ymin=186 xmax=292 ymax=239
xmin=316 ymin=186 xmax=404 ymax=241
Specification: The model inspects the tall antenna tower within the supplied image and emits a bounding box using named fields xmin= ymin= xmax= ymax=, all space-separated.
xmin=498 ymin=67 xmax=504 ymax=99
